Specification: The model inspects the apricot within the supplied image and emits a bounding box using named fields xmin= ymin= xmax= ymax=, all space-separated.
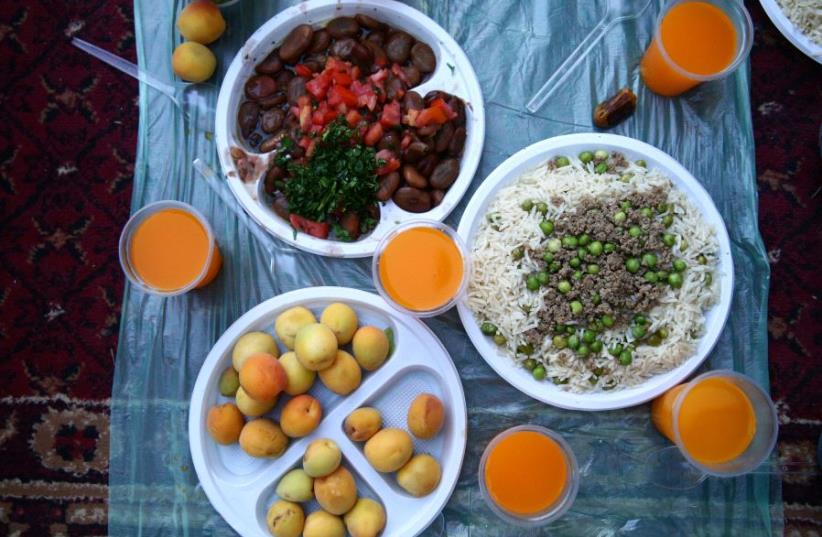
xmin=218 ymin=367 xmax=240 ymax=396
xmin=407 ymin=393 xmax=445 ymax=440
xmin=239 ymin=353 xmax=287 ymax=402
xmin=266 ymin=499 xmax=304 ymax=537
xmin=206 ymin=403 xmax=244 ymax=444
xmin=397 ymin=454 xmax=441 ymax=497
xmin=275 ymin=306 xmax=317 ymax=349
xmin=280 ymin=394 xmax=322 ymax=438
xmin=320 ymin=302 xmax=358 ymax=345
xmin=351 ymin=326 xmax=389 ymax=371
xmin=364 ymin=428 xmax=413 ymax=473
xmin=232 ymin=331 xmax=279 ymax=371
xmin=314 ymin=466 xmax=357 ymax=515
xmin=303 ymin=438 xmax=341 ymax=478
xmin=171 ymin=42 xmax=216 ymax=83
xmin=344 ymin=407 xmax=382 ymax=442
xmin=275 ymin=469 xmax=314 ymax=502
xmin=318 ymin=350 xmax=362 ymax=395
xmin=239 ymin=418 xmax=288 ymax=458
xmin=303 ymin=510 xmax=344 ymax=537
xmin=235 ymin=386 xmax=276 ymax=417
xmin=278 ymin=351 xmax=316 ymax=395
xmin=177 ymin=0 xmax=226 ymax=45
xmin=344 ymin=498 xmax=386 ymax=537
xmin=294 ymin=323 xmax=338 ymax=371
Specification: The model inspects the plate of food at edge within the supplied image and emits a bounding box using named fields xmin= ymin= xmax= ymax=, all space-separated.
xmin=215 ymin=0 xmax=484 ymax=257
xmin=456 ymin=133 xmax=734 ymax=411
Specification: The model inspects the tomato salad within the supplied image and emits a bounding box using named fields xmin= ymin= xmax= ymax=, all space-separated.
xmin=233 ymin=15 xmax=468 ymax=241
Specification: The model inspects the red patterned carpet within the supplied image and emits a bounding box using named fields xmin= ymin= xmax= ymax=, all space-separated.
xmin=0 ymin=1 xmax=819 ymax=535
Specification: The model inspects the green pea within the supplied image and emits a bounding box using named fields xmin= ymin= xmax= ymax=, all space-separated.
xmin=658 ymin=327 xmax=669 ymax=339
xmin=537 ymin=271 xmax=550 ymax=285
xmin=644 ymin=271 xmax=658 ymax=283
xmin=591 ymin=293 xmax=601 ymax=305
xmin=582 ymin=329 xmax=596 ymax=344
xmin=635 ymin=159 xmax=647 ymax=168
xmin=594 ymin=149 xmax=609 ymax=160
xmin=613 ymin=210 xmax=627 ymax=224
xmin=634 ymin=315 xmax=648 ymax=325
xmin=517 ymin=343 xmax=534 ymax=355
xmin=578 ymin=233 xmax=591 ymax=247
xmin=512 ymin=246 xmax=524 ymax=260
xmin=549 ymin=261 xmax=561 ymax=273
xmin=673 ymin=259 xmax=687 ymax=272
xmin=577 ymin=344 xmax=590 ymax=358
xmin=526 ymin=275 xmax=540 ymax=291
xmin=555 ymin=156 xmax=570 ymax=167
xmin=668 ymin=272 xmax=683 ymax=288
xmin=557 ymin=280 xmax=571 ymax=294
xmin=569 ymin=257 xmax=581 ymax=268
xmin=620 ymin=201 xmax=632 ymax=211
xmin=646 ymin=333 xmax=662 ymax=346
xmin=552 ymin=335 xmax=568 ymax=349
xmin=521 ymin=199 xmax=534 ymax=211
xmin=604 ymin=242 xmax=616 ymax=253
xmin=547 ymin=238 xmax=562 ymax=252
xmin=480 ymin=322 xmax=497 ymax=335
xmin=565 ymin=325 xmax=576 ymax=335
xmin=592 ymin=319 xmax=604 ymax=332
xmin=595 ymin=162 xmax=608 ymax=174
xmin=620 ymin=173 xmax=633 ymax=183
xmin=542 ymin=252 xmax=554 ymax=263
xmin=697 ymin=254 xmax=708 ymax=265
xmin=540 ymin=220 xmax=554 ymax=235
xmin=552 ymin=376 xmax=569 ymax=385
xmin=601 ymin=314 xmax=615 ymax=328
xmin=591 ymin=340 xmax=603 ymax=353
xmin=656 ymin=270 xmax=669 ymax=281
xmin=663 ymin=233 xmax=676 ymax=247
xmin=705 ymin=272 xmax=713 ymax=286
xmin=532 ymin=366 xmax=546 ymax=381
xmin=609 ymin=344 xmax=624 ymax=357
xmin=679 ymin=239 xmax=689 ymax=252
xmin=625 ymin=258 xmax=640 ymax=273
xmin=493 ymin=334 xmax=507 ymax=345
xmin=632 ymin=325 xmax=647 ymax=339
xmin=554 ymin=324 xmax=566 ymax=334
xmin=618 ymin=350 xmax=633 ymax=365
xmin=641 ymin=207 xmax=654 ymax=218
xmin=663 ymin=214 xmax=673 ymax=228
xmin=562 ymin=235 xmax=578 ymax=248
xmin=587 ymin=241 xmax=603 ymax=256
xmin=629 ymin=226 xmax=642 ymax=237
xmin=567 ymin=334 xmax=580 ymax=350
xmin=587 ymin=264 xmax=600 ymax=275
xmin=570 ymin=301 xmax=583 ymax=315
xmin=642 ymin=253 xmax=657 ymax=268
xmin=572 ymin=270 xmax=583 ymax=280
xmin=577 ymin=247 xmax=588 ymax=260
xmin=579 ymin=150 xmax=594 ymax=163
xmin=523 ymin=358 xmax=537 ymax=370
xmin=657 ymin=202 xmax=669 ymax=214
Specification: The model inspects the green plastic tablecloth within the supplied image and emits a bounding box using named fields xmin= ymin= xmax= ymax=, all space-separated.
xmin=110 ymin=1 xmax=780 ymax=535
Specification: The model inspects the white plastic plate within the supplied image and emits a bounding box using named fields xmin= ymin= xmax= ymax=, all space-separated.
xmin=759 ymin=0 xmax=822 ymax=64
xmin=456 ymin=133 xmax=734 ymax=411
xmin=189 ymin=287 xmax=467 ymax=537
xmin=215 ymin=0 xmax=485 ymax=257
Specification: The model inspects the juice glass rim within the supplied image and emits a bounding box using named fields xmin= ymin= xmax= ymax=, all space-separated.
xmin=118 ymin=200 xmax=217 ymax=297
xmin=478 ymin=425 xmax=580 ymax=527
xmin=671 ymin=369 xmax=778 ymax=477
xmin=371 ymin=219 xmax=470 ymax=318
xmin=652 ymin=0 xmax=754 ymax=82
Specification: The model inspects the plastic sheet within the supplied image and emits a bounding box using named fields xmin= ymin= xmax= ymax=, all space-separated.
xmin=110 ymin=1 xmax=779 ymax=534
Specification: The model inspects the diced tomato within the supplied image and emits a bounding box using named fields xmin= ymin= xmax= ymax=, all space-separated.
xmin=294 ymin=64 xmax=313 ymax=78
xmin=375 ymin=149 xmax=395 ymax=161
xmin=289 ymin=214 xmax=329 ymax=239
xmin=299 ymin=105 xmax=312 ymax=131
xmin=305 ymin=139 xmax=317 ymax=158
xmin=327 ymin=85 xmax=358 ymax=108
xmin=430 ymin=97 xmax=458 ymax=120
xmin=376 ymin=158 xmax=400 ymax=176
xmin=414 ymin=106 xmax=449 ymax=127
xmin=364 ymin=123 xmax=383 ymax=146
xmin=379 ymin=101 xmax=401 ymax=128
xmin=297 ymin=95 xmax=312 ymax=108
xmin=331 ymin=71 xmax=353 ymax=86
xmin=325 ymin=57 xmax=350 ymax=73
xmin=345 ymin=110 xmax=362 ymax=127
xmin=298 ymin=136 xmax=313 ymax=150
xmin=305 ymin=74 xmax=331 ymax=100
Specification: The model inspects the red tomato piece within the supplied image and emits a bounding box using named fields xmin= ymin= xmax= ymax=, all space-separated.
xmin=430 ymin=97 xmax=458 ymax=119
xmin=379 ymin=101 xmax=401 ymax=128
xmin=289 ymin=214 xmax=329 ymax=239
xmin=294 ymin=64 xmax=313 ymax=78
xmin=328 ymin=86 xmax=358 ymax=108
xmin=331 ymin=71 xmax=353 ymax=86
xmin=414 ymin=106 xmax=448 ymax=127
xmin=345 ymin=110 xmax=362 ymax=127
xmin=364 ymin=123 xmax=383 ymax=146
xmin=305 ymin=75 xmax=330 ymax=100
xmin=376 ymin=158 xmax=400 ymax=176
xmin=299 ymin=105 xmax=313 ymax=131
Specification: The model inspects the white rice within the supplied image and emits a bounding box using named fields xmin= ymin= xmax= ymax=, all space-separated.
xmin=776 ymin=0 xmax=822 ymax=47
xmin=467 ymin=159 xmax=719 ymax=392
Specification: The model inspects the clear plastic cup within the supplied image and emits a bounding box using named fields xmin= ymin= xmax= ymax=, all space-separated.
xmin=118 ymin=200 xmax=222 ymax=297
xmin=478 ymin=425 xmax=580 ymax=527
xmin=640 ymin=0 xmax=754 ymax=96
xmin=661 ymin=370 xmax=778 ymax=477
xmin=372 ymin=220 xmax=469 ymax=318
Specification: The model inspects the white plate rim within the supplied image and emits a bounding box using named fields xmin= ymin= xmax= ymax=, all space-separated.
xmin=758 ymin=0 xmax=822 ymax=64
xmin=455 ymin=133 xmax=735 ymax=411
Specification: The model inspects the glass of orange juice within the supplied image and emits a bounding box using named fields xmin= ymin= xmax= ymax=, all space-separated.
xmin=372 ymin=220 xmax=468 ymax=317
xmin=640 ymin=0 xmax=753 ymax=96
xmin=651 ymin=370 xmax=778 ymax=477
xmin=479 ymin=425 xmax=579 ymax=526
xmin=118 ymin=200 xmax=223 ymax=296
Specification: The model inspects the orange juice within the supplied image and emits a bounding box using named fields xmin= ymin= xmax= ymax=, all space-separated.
xmin=640 ymin=1 xmax=739 ymax=96
xmin=377 ymin=226 xmax=463 ymax=312
xmin=129 ymin=208 xmax=222 ymax=291
xmin=484 ymin=430 xmax=568 ymax=515
xmin=652 ymin=376 xmax=756 ymax=464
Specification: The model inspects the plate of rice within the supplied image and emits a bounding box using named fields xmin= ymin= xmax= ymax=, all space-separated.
xmin=456 ymin=134 xmax=733 ymax=411
xmin=759 ymin=0 xmax=822 ymax=64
